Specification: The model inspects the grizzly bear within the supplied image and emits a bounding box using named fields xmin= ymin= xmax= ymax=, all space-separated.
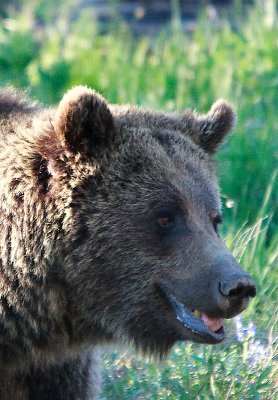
xmin=0 ymin=86 xmax=256 ymax=399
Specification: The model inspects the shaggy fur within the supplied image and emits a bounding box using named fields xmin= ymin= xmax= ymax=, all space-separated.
xmin=0 ymin=86 xmax=255 ymax=399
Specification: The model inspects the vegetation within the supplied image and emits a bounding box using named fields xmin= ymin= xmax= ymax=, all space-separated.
xmin=0 ymin=1 xmax=277 ymax=398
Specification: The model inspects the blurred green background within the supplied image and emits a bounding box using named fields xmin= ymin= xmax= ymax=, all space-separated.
xmin=0 ymin=1 xmax=277 ymax=398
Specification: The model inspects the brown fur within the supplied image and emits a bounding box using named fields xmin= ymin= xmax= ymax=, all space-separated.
xmin=0 ymin=86 xmax=255 ymax=399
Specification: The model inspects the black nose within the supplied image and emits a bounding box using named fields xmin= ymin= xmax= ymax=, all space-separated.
xmin=220 ymin=274 xmax=256 ymax=299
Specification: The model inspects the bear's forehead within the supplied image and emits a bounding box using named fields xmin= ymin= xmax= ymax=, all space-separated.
xmin=98 ymin=124 xmax=220 ymax=214
xmin=115 ymin=122 xmax=212 ymax=176
xmin=111 ymin=104 xmax=209 ymax=165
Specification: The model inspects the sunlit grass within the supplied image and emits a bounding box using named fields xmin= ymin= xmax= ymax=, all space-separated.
xmin=101 ymin=338 xmax=277 ymax=399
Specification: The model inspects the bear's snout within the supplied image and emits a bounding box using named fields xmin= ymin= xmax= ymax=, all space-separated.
xmin=219 ymin=274 xmax=256 ymax=299
xmin=212 ymin=255 xmax=256 ymax=318
xmin=215 ymin=272 xmax=256 ymax=317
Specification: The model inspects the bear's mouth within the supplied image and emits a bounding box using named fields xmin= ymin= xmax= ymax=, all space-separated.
xmin=161 ymin=289 xmax=225 ymax=344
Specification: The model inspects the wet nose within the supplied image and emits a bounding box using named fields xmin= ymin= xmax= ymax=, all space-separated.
xmin=220 ymin=274 xmax=256 ymax=299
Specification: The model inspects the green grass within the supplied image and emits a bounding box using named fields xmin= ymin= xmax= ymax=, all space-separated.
xmin=101 ymin=340 xmax=277 ymax=399
xmin=0 ymin=1 xmax=277 ymax=398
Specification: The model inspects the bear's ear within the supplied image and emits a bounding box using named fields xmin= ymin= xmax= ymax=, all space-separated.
xmin=54 ymin=86 xmax=114 ymax=156
xmin=196 ymin=100 xmax=236 ymax=154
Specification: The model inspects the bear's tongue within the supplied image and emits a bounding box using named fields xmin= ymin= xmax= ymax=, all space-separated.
xmin=193 ymin=310 xmax=224 ymax=333
xmin=201 ymin=313 xmax=224 ymax=333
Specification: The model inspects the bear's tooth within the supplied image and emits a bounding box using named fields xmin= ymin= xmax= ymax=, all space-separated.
xmin=193 ymin=310 xmax=202 ymax=319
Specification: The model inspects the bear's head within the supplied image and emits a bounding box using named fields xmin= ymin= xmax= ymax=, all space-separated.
xmin=42 ymin=86 xmax=256 ymax=357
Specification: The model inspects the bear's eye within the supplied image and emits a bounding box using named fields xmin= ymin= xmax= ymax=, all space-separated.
xmin=155 ymin=211 xmax=176 ymax=229
xmin=153 ymin=206 xmax=188 ymax=240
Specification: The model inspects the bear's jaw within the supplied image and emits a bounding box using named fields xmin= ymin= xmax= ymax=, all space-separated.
xmin=161 ymin=289 xmax=225 ymax=344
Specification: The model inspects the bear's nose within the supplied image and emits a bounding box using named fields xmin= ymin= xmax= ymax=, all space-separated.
xmin=219 ymin=274 xmax=256 ymax=299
